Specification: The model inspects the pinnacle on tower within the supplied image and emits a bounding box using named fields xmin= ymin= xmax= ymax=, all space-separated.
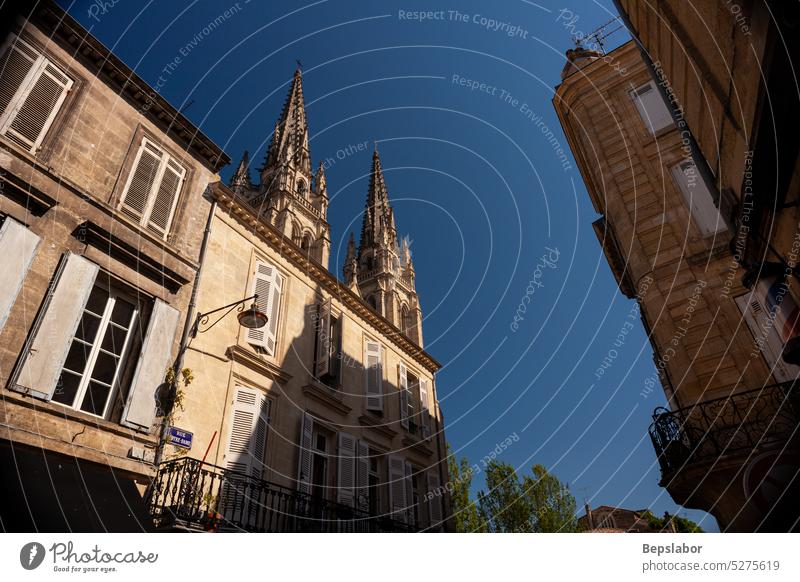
xmin=230 ymin=150 xmax=252 ymax=196
xmin=264 ymin=68 xmax=310 ymax=175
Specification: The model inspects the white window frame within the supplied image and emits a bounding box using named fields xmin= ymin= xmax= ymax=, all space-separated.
xmin=118 ymin=137 xmax=186 ymax=238
xmin=671 ymin=159 xmax=725 ymax=236
xmin=0 ymin=35 xmax=73 ymax=152
xmin=629 ymin=80 xmax=673 ymax=135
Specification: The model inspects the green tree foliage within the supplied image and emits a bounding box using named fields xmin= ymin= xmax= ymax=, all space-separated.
xmin=446 ymin=446 xmax=487 ymax=532
xmin=641 ymin=510 xmax=704 ymax=533
xmin=476 ymin=460 xmax=579 ymax=533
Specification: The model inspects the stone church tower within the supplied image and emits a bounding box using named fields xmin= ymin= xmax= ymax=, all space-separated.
xmin=344 ymin=148 xmax=424 ymax=347
xmin=230 ymin=68 xmax=330 ymax=267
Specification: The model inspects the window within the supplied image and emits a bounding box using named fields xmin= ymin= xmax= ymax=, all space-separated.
xmin=247 ymin=259 xmax=284 ymax=355
xmin=118 ymin=137 xmax=186 ymax=239
xmin=224 ymin=386 xmax=271 ymax=479
xmin=367 ymin=453 xmax=382 ymax=516
xmin=297 ymin=178 xmax=307 ymax=198
xmin=398 ymin=362 xmax=432 ymax=438
xmin=314 ymin=298 xmax=342 ymax=384
xmin=671 ymin=160 xmax=724 ymax=236
xmin=364 ymin=340 xmax=383 ymax=411
xmin=51 ymin=282 xmax=141 ymax=418
xmin=0 ymin=36 xmax=73 ymax=152
xmin=630 ymin=80 xmax=673 ymax=134
xmin=735 ymin=294 xmax=800 ymax=382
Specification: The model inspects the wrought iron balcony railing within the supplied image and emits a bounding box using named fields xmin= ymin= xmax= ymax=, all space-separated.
xmin=147 ymin=457 xmax=414 ymax=533
xmin=649 ymin=381 xmax=800 ymax=477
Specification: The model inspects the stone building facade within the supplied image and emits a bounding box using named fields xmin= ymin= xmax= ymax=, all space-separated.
xmin=554 ymin=39 xmax=799 ymax=531
xmin=0 ymin=1 xmax=228 ymax=530
xmin=149 ymin=71 xmax=450 ymax=532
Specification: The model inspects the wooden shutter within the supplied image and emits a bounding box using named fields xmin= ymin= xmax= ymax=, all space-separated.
xmin=252 ymin=392 xmax=271 ymax=480
xmin=121 ymin=299 xmax=180 ymax=432
xmin=315 ymin=298 xmax=331 ymax=378
xmin=297 ymin=412 xmax=314 ymax=495
xmin=364 ymin=340 xmax=383 ymax=411
xmin=13 ymin=253 xmax=98 ymax=400
xmin=404 ymin=461 xmax=415 ymax=528
xmin=224 ymin=386 xmax=270 ymax=479
xmin=356 ymin=440 xmax=369 ymax=512
xmin=0 ymin=217 xmax=40 ymax=331
xmin=247 ymin=260 xmax=282 ymax=355
xmin=388 ymin=454 xmax=407 ymax=522
xmin=671 ymin=161 xmax=723 ymax=236
xmin=398 ymin=362 xmax=409 ymax=429
xmin=0 ymin=39 xmax=37 ymax=124
xmin=146 ymin=157 xmax=183 ymax=237
xmin=735 ymin=294 xmax=800 ymax=382
xmin=120 ymin=140 xmax=162 ymax=222
xmin=630 ymin=81 xmax=673 ymax=134
xmin=5 ymin=62 xmax=71 ymax=151
xmin=337 ymin=432 xmax=356 ymax=507
xmin=419 ymin=379 xmax=431 ymax=439
xmin=427 ymin=471 xmax=443 ymax=526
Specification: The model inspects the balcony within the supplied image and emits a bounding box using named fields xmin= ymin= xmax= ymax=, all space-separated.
xmin=147 ymin=457 xmax=414 ymax=533
xmin=649 ymin=381 xmax=800 ymax=478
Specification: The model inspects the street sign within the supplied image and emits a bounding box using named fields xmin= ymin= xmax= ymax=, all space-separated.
xmin=168 ymin=427 xmax=193 ymax=450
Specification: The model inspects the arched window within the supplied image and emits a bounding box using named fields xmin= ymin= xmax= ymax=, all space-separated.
xmin=367 ymin=295 xmax=377 ymax=310
xmin=292 ymin=224 xmax=301 ymax=246
xmin=301 ymin=234 xmax=312 ymax=252
xmin=401 ymin=305 xmax=411 ymax=332
xmin=297 ymin=179 xmax=307 ymax=198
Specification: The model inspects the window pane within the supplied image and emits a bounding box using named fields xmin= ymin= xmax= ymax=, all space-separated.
xmin=84 ymin=285 xmax=110 ymax=316
xmin=74 ymin=312 xmax=101 ymax=343
xmin=90 ymin=350 xmax=119 ymax=386
xmin=79 ymin=380 xmax=112 ymax=416
xmin=101 ymin=323 xmax=129 ymax=356
xmin=52 ymin=371 xmax=81 ymax=406
xmin=110 ymin=296 xmax=135 ymax=326
xmin=62 ymin=339 xmax=92 ymax=375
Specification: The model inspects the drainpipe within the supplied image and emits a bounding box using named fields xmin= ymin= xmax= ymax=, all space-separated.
xmin=153 ymin=192 xmax=217 ymax=467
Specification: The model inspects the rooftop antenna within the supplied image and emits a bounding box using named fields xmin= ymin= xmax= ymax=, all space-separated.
xmin=580 ymin=16 xmax=625 ymax=54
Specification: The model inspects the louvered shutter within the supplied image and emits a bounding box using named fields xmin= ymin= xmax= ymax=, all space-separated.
xmin=337 ymin=432 xmax=356 ymax=507
xmin=13 ymin=253 xmax=98 ymax=400
xmin=671 ymin=161 xmax=723 ymax=236
xmin=146 ymin=157 xmax=183 ymax=237
xmin=427 ymin=471 xmax=443 ymax=527
xmin=735 ymin=295 xmax=800 ymax=382
xmin=247 ymin=260 xmax=281 ymax=355
xmin=5 ymin=62 xmax=71 ymax=151
xmin=265 ymin=268 xmax=283 ymax=355
xmin=419 ymin=379 xmax=431 ymax=439
xmin=364 ymin=341 xmax=383 ymax=411
xmin=315 ymin=298 xmax=331 ymax=378
xmin=404 ymin=461 xmax=415 ymax=528
xmin=252 ymin=392 xmax=271 ymax=480
xmin=121 ymin=299 xmax=180 ymax=432
xmin=388 ymin=454 xmax=407 ymax=522
xmin=630 ymin=80 xmax=673 ymax=134
xmin=297 ymin=412 xmax=314 ymax=495
xmin=120 ymin=141 xmax=161 ymax=223
xmin=225 ymin=387 xmax=258 ymax=474
xmin=0 ymin=217 xmax=40 ymax=331
xmin=398 ymin=362 xmax=409 ymax=429
xmin=0 ymin=39 xmax=37 ymax=123
xmin=356 ymin=440 xmax=369 ymax=512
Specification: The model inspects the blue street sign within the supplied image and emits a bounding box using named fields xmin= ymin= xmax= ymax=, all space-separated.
xmin=168 ymin=427 xmax=193 ymax=450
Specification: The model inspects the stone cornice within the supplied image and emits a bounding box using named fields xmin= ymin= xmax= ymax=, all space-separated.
xmin=210 ymin=182 xmax=442 ymax=374
xmin=225 ymin=344 xmax=292 ymax=384
xmin=302 ymin=382 xmax=351 ymax=416
xmin=358 ymin=414 xmax=398 ymax=441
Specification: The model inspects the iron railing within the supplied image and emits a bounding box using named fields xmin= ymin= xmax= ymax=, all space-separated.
xmin=147 ymin=457 xmax=414 ymax=533
xmin=649 ymin=381 xmax=800 ymax=476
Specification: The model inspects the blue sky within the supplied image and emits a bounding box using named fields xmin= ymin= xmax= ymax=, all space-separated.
xmin=62 ymin=0 xmax=717 ymax=530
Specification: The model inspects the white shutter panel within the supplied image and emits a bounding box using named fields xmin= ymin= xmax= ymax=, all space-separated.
xmin=735 ymin=295 xmax=800 ymax=382
xmin=0 ymin=217 xmax=40 ymax=330
xmin=265 ymin=269 xmax=282 ymax=355
xmin=388 ymin=454 xmax=407 ymax=522
xmin=5 ymin=61 xmax=71 ymax=151
xmin=630 ymin=81 xmax=673 ymax=134
xmin=121 ymin=299 xmax=180 ymax=432
xmin=337 ymin=432 xmax=356 ymax=507
xmin=399 ymin=362 xmax=409 ymax=429
xmin=120 ymin=141 xmax=161 ymax=223
xmin=13 ymin=253 xmax=98 ymax=400
xmin=364 ymin=341 xmax=383 ymax=411
xmin=356 ymin=440 xmax=369 ymax=512
xmin=252 ymin=392 xmax=271 ymax=480
xmin=225 ymin=387 xmax=258 ymax=474
xmin=427 ymin=471 xmax=443 ymax=526
xmin=146 ymin=158 xmax=183 ymax=237
xmin=297 ymin=412 xmax=314 ymax=495
xmin=404 ymin=461 xmax=415 ymax=528
xmin=315 ymin=298 xmax=331 ymax=378
xmin=247 ymin=260 xmax=281 ymax=355
xmin=0 ymin=39 xmax=37 ymax=123
xmin=419 ymin=379 xmax=431 ymax=439
xmin=671 ymin=161 xmax=723 ymax=236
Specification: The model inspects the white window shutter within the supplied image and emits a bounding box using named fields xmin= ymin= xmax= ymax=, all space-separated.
xmin=315 ymin=298 xmax=331 ymax=378
xmin=427 ymin=471 xmax=443 ymax=527
xmin=252 ymin=392 xmax=271 ymax=480
xmin=146 ymin=158 xmax=183 ymax=237
xmin=297 ymin=412 xmax=314 ymax=495
xmin=224 ymin=386 xmax=270 ymax=479
xmin=630 ymin=80 xmax=673 ymax=134
xmin=121 ymin=299 xmax=180 ymax=432
xmin=0 ymin=39 xmax=38 ymax=125
xmin=0 ymin=217 xmax=40 ymax=331
xmin=419 ymin=379 xmax=431 ymax=439
xmin=388 ymin=454 xmax=407 ymax=523
xmin=356 ymin=440 xmax=369 ymax=512
xmin=265 ymin=268 xmax=283 ymax=355
xmin=404 ymin=461 xmax=415 ymax=528
xmin=13 ymin=253 xmax=98 ymax=400
xmin=735 ymin=295 xmax=800 ymax=382
xmin=398 ymin=362 xmax=409 ymax=429
xmin=671 ymin=161 xmax=723 ymax=236
xmin=247 ymin=260 xmax=281 ymax=355
xmin=364 ymin=340 xmax=383 ymax=411
xmin=120 ymin=141 xmax=162 ymax=223
xmin=337 ymin=432 xmax=356 ymax=507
